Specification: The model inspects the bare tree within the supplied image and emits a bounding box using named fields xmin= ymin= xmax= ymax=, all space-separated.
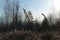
xmin=41 ymin=13 xmax=49 ymax=32
xmin=4 ymin=0 xmax=11 ymax=27
xmin=41 ymin=13 xmax=48 ymax=25
xmin=4 ymin=0 xmax=19 ymax=31
xmin=23 ymin=9 xmax=33 ymax=23
xmin=28 ymin=11 xmax=33 ymax=21
xmin=12 ymin=0 xmax=19 ymax=29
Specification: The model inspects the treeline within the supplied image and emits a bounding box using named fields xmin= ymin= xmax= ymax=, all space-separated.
xmin=0 ymin=0 xmax=60 ymax=32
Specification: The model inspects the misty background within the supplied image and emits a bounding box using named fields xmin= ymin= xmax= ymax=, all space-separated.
xmin=0 ymin=0 xmax=60 ymax=25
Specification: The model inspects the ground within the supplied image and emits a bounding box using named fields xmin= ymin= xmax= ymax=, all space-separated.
xmin=0 ymin=30 xmax=60 ymax=40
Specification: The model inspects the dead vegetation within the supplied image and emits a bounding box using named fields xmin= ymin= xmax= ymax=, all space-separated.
xmin=0 ymin=30 xmax=60 ymax=40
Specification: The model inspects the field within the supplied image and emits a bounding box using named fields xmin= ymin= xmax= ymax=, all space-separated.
xmin=0 ymin=29 xmax=60 ymax=40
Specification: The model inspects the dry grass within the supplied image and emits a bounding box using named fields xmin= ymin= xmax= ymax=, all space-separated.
xmin=1 ymin=30 xmax=60 ymax=40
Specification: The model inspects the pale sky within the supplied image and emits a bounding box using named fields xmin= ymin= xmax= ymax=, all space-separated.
xmin=1 ymin=0 xmax=60 ymax=22
xmin=20 ymin=0 xmax=52 ymax=11
xmin=19 ymin=0 xmax=53 ymax=21
xmin=0 ymin=0 xmax=52 ymax=15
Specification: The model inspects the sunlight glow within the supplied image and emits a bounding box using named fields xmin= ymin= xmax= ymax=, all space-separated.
xmin=53 ymin=0 xmax=60 ymax=11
